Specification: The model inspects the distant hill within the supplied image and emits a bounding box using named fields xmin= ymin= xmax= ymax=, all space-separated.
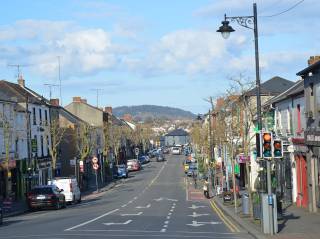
xmin=113 ymin=105 xmax=196 ymax=121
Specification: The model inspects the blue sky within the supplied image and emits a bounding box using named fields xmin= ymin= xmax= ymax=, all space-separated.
xmin=0 ymin=0 xmax=318 ymax=114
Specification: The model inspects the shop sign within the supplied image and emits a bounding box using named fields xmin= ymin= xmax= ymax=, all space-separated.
xmin=237 ymin=155 xmax=250 ymax=163
xmin=305 ymin=130 xmax=320 ymax=146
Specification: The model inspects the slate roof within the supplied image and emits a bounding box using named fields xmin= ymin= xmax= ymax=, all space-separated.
xmin=264 ymin=79 xmax=304 ymax=106
xmin=245 ymin=76 xmax=295 ymax=97
xmin=297 ymin=61 xmax=320 ymax=76
xmin=166 ymin=129 xmax=189 ymax=137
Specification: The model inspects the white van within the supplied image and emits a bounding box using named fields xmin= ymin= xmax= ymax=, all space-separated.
xmin=172 ymin=147 xmax=181 ymax=155
xmin=48 ymin=177 xmax=81 ymax=204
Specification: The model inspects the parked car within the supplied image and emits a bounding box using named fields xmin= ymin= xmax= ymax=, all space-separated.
xmin=162 ymin=147 xmax=170 ymax=154
xmin=138 ymin=155 xmax=150 ymax=164
xmin=184 ymin=160 xmax=191 ymax=173
xmin=127 ymin=159 xmax=141 ymax=171
xmin=0 ymin=205 xmax=3 ymax=225
xmin=187 ymin=164 xmax=197 ymax=177
xmin=116 ymin=164 xmax=128 ymax=178
xmin=48 ymin=177 xmax=81 ymax=204
xmin=172 ymin=147 xmax=181 ymax=155
xmin=26 ymin=185 xmax=66 ymax=210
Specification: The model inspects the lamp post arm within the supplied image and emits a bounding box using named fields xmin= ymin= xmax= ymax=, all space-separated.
xmin=225 ymin=15 xmax=254 ymax=30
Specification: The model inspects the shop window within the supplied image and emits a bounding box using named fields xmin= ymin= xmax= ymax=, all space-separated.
xmin=41 ymin=135 xmax=44 ymax=157
xmin=44 ymin=110 xmax=48 ymax=125
xmin=32 ymin=108 xmax=36 ymax=125
xmin=39 ymin=108 xmax=42 ymax=125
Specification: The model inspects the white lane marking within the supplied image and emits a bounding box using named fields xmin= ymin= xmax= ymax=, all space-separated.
xmin=135 ymin=204 xmax=151 ymax=209
xmin=188 ymin=212 xmax=209 ymax=218
xmin=187 ymin=221 xmax=222 ymax=227
xmin=121 ymin=212 xmax=142 ymax=216
xmin=160 ymin=229 xmax=167 ymax=233
xmin=189 ymin=205 xmax=207 ymax=210
xmin=103 ymin=220 xmax=132 ymax=226
xmin=65 ymin=209 xmax=119 ymax=231
xmin=121 ymin=204 xmax=127 ymax=208
xmin=166 ymin=216 xmax=171 ymax=219
xmin=164 ymin=221 xmax=169 ymax=224
xmin=128 ymin=200 xmax=133 ymax=204
xmin=133 ymin=196 xmax=138 ymax=200
xmin=170 ymin=209 xmax=174 ymax=212
xmin=154 ymin=197 xmax=163 ymax=202
xmin=168 ymin=212 xmax=172 ymax=215
xmin=163 ymin=225 xmax=168 ymax=228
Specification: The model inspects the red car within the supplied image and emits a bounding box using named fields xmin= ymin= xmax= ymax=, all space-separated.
xmin=127 ymin=159 xmax=141 ymax=171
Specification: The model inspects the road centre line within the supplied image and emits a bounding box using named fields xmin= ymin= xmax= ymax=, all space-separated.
xmin=65 ymin=209 xmax=119 ymax=231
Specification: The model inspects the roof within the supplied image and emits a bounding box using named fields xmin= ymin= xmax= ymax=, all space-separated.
xmin=297 ymin=61 xmax=320 ymax=76
xmin=166 ymin=129 xmax=189 ymax=137
xmin=264 ymin=80 xmax=304 ymax=106
xmin=245 ymin=76 xmax=295 ymax=97
xmin=0 ymin=80 xmax=47 ymax=105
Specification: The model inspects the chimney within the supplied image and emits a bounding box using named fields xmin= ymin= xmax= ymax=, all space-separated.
xmin=80 ymin=99 xmax=87 ymax=104
xmin=104 ymin=106 xmax=112 ymax=115
xmin=73 ymin=97 xmax=82 ymax=103
xmin=308 ymin=56 xmax=320 ymax=66
xmin=50 ymin=98 xmax=60 ymax=106
xmin=17 ymin=74 xmax=25 ymax=88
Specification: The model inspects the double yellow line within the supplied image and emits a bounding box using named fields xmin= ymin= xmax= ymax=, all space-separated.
xmin=210 ymin=200 xmax=240 ymax=233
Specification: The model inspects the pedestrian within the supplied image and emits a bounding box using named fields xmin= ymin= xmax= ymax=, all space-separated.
xmin=203 ymin=177 xmax=210 ymax=199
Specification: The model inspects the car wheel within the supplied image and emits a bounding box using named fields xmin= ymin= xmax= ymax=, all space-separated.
xmin=0 ymin=212 xmax=3 ymax=225
xmin=55 ymin=201 xmax=60 ymax=210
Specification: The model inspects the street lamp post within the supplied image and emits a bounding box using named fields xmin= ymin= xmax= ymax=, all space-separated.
xmin=217 ymin=3 xmax=275 ymax=235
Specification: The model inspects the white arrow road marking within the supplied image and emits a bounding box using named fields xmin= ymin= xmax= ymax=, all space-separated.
xmin=167 ymin=198 xmax=178 ymax=202
xmin=103 ymin=220 xmax=132 ymax=226
xmin=188 ymin=212 xmax=209 ymax=218
xmin=154 ymin=197 xmax=164 ymax=202
xmin=136 ymin=204 xmax=151 ymax=209
xmin=189 ymin=204 xmax=207 ymax=209
xmin=187 ymin=221 xmax=205 ymax=227
xmin=197 ymin=221 xmax=222 ymax=225
xmin=187 ymin=221 xmax=222 ymax=227
xmin=121 ymin=212 xmax=143 ymax=216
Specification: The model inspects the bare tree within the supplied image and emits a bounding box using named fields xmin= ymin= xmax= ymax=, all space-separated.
xmin=46 ymin=118 xmax=66 ymax=178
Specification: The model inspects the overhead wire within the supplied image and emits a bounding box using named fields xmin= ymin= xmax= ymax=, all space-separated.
xmin=260 ymin=0 xmax=305 ymax=18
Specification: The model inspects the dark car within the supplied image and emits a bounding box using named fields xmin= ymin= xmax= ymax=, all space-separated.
xmin=27 ymin=185 xmax=66 ymax=210
xmin=0 ymin=205 xmax=3 ymax=225
xmin=138 ymin=155 xmax=150 ymax=164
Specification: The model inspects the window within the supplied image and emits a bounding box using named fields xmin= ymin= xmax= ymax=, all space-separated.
xmin=46 ymin=135 xmax=50 ymax=155
xmin=45 ymin=110 xmax=48 ymax=125
xmin=41 ymin=135 xmax=44 ymax=157
xmin=32 ymin=107 xmax=36 ymax=125
xmin=297 ymin=104 xmax=302 ymax=133
xmin=39 ymin=108 xmax=42 ymax=125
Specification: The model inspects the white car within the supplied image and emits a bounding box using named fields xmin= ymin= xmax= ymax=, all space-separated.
xmin=172 ymin=147 xmax=181 ymax=155
xmin=48 ymin=177 xmax=81 ymax=204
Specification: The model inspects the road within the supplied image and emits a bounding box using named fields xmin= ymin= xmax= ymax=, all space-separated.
xmin=0 ymin=154 xmax=253 ymax=239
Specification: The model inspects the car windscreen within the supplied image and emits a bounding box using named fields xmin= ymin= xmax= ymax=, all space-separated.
xmin=30 ymin=187 xmax=53 ymax=194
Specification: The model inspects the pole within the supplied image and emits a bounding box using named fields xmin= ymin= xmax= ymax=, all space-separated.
xmin=95 ymin=169 xmax=99 ymax=192
xmin=253 ymin=3 xmax=274 ymax=235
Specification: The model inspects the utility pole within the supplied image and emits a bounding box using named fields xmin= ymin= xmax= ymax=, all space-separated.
xmin=91 ymin=88 xmax=104 ymax=108
xmin=44 ymin=84 xmax=59 ymax=100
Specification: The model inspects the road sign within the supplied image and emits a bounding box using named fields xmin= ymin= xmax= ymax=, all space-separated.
xmin=93 ymin=163 xmax=99 ymax=170
xmin=135 ymin=148 xmax=139 ymax=156
xmin=92 ymin=156 xmax=98 ymax=164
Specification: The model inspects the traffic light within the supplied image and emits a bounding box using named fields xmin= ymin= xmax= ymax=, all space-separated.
xmin=273 ymin=139 xmax=283 ymax=158
xmin=262 ymin=132 xmax=272 ymax=159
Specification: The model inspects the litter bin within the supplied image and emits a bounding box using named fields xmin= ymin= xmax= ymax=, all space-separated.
xmin=242 ymin=193 xmax=249 ymax=215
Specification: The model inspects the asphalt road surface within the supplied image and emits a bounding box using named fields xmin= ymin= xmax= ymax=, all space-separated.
xmin=0 ymin=154 xmax=253 ymax=239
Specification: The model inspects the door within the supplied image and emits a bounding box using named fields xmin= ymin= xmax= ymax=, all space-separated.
xmin=296 ymin=155 xmax=308 ymax=208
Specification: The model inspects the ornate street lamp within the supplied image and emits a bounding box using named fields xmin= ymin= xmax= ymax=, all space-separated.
xmin=217 ymin=3 xmax=275 ymax=236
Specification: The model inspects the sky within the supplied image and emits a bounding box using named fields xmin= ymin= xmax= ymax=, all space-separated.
xmin=0 ymin=0 xmax=318 ymax=114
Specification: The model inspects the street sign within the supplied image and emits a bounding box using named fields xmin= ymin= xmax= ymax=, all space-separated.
xmin=92 ymin=156 xmax=98 ymax=164
xmin=31 ymin=139 xmax=37 ymax=153
xmin=135 ymin=148 xmax=139 ymax=156
xmin=93 ymin=163 xmax=99 ymax=170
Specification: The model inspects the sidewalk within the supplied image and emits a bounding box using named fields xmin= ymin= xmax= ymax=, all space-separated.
xmin=213 ymin=196 xmax=320 ymax=239
xmin=2 ymin=179 xmax=120 ymax=218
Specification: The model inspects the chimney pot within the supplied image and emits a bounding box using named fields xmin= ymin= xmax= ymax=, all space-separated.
xmin=73 ymin=97 xmax=82 ymax=103
xmin=50 ymin=99 xmax=60 ymax=106
xmin=17 ymin=74 xmax=25 ymax=87
xmin=308 ymin=55 xmax=320 ymax=66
